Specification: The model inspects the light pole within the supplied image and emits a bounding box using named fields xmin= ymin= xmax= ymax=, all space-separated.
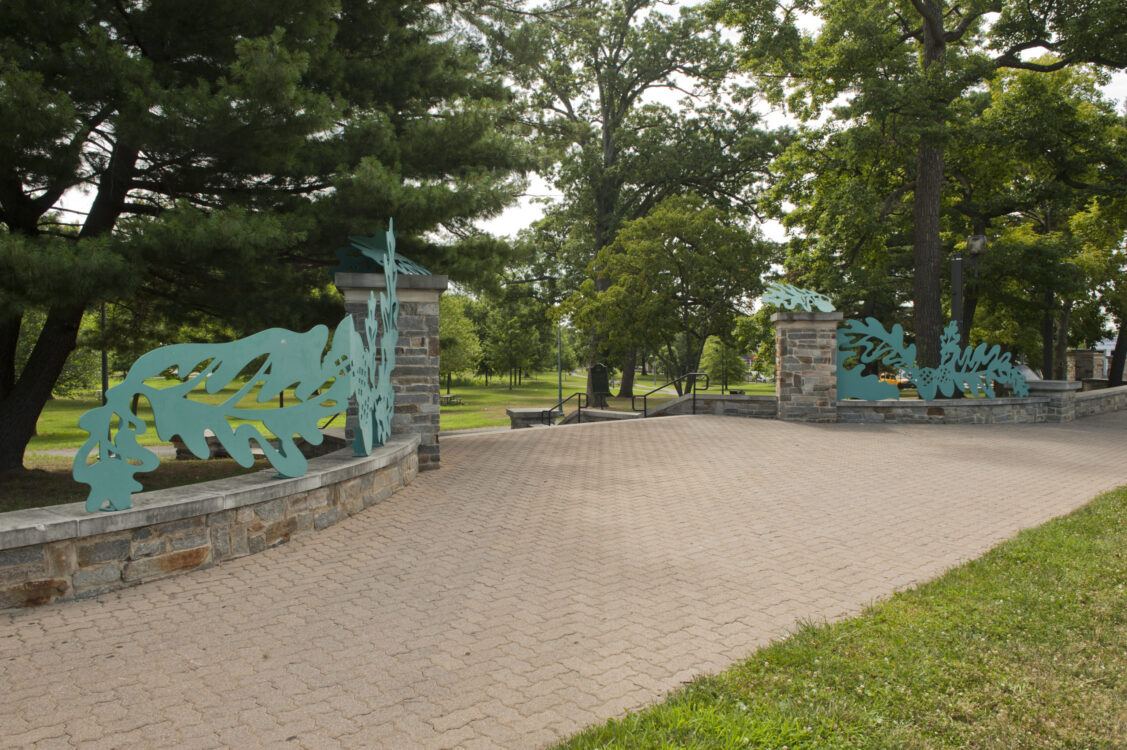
xmin=951 ymin=235 xmax=987 ymax=348
xmin=557 ymin=322 xmax=562 ymax=406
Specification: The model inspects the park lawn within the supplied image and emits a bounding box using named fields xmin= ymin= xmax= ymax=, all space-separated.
xmin=30 ymin=377 xmax=325 ymax=453
xmin=557 ymin=486 xmax=1127 ymax=749
xmin=1 ymin=455 xmax=271 ymax=514
xmin=30 ymin=372 xmax=777 ymax=448
xmin=439 ymin=375 xmax=775 ymax=431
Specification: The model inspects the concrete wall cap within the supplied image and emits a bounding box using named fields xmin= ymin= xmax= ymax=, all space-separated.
xmin=771 ymin=311 xmax=844 ymax=323
xmin=0 ymin=436 xmax=419 ymax=551
xmin=334 ymin=272 xmax=449 ymax=291
xmin=1026 ymin=380 xmax=1083 ymax=392
xmin=1076 ymin=384 xmax=1127 ymax=400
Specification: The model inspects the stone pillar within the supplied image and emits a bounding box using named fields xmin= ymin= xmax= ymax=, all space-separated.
xmin=336 ymin=272 xmax=449 ymax=470
xmin=1026 ymin=379 xmax=1081 ymax=423
xmin=1066 ymin=349 xmax=1107 ymax=381
xmin=772 ymin=311 xmax=844 ymax=423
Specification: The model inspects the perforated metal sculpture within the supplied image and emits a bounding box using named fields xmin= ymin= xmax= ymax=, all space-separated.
xmin=330 ymin=218 xmax=430 ymax=276
xmin=762 ymin=281 xmax=836 ymax=313
xmin=74 ymin=224 xmax=402 ymax=512
xmin=837 ymin=318 xmax=1029 ymax=401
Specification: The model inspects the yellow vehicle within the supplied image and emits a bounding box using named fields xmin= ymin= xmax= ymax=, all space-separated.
xmin=880 ymin=371 xmax=913 ymax=389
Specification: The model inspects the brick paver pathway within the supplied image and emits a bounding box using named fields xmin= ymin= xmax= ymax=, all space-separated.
xmin=3 ymin=413 xmax=1126 ymax=749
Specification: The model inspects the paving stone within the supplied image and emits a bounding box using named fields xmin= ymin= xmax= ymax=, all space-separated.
xmin=2 ymin=412 xmax=1126 ymax=748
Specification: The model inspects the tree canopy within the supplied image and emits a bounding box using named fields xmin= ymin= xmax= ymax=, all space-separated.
xmin=717 ymin=0 xmax=1127 ymax=367
xmin=0 ymin=0 xmax=531 ymax=469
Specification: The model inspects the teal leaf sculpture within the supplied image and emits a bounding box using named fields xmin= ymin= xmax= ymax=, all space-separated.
xmin=75 ymin=223 xmax=402 ymax=512
xmin=330 ymin=218 xmax=431 ymax=276
xmin=351 ymin=225 xmax=399 ymax=456
xmin=763 ymin=281 xmax=836 ymax=313
xmin=837 ymin=318 xmax=1029 ymax=401
xmin=836 ymin=318 xmax=914 ymax=400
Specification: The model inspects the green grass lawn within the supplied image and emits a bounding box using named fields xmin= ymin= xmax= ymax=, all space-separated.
xmin=438 ymin=373 xmax=775 ymax=431
xmin=30 ymin=372 xmax=776 ymax=448
xmin=29 ymin=377 xmax=322 ymax=452
xmin=556 ymin=485 xmax=1127 ymax=749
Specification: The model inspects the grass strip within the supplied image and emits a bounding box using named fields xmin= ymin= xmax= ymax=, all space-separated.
xmin=558 ymin=487 xmax=1127 ymax=749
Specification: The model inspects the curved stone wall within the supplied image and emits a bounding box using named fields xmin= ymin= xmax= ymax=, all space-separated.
xmin=0 ymin=436 xmax=419 ymax=609
xmin=836 ymin=397 xmax=1050 ymax=424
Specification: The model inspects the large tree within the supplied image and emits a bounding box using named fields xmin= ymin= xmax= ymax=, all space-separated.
xmin=566 ymin=193 xmax=777 ymax=393
xmin=718 ymin=0 xmax=1127 ymax=367
xmin=490 ymin=0 xmax=782 ymax=398
xmin=0 ymin=0 xmax=530 ymax=470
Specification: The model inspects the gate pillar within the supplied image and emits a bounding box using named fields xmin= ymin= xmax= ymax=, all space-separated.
xmin=773 ymin=311 xmax=843 ymax=423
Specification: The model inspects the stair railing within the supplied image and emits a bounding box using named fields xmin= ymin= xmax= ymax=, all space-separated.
xmin=541 ymin=392 xmax=587 ymax=425
xmin=631 ymin=373 xmax=710 ymax=418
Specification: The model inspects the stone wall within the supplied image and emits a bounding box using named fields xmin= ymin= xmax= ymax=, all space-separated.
xmin=1076 ymin=384 xmax=1127 ymax=418
xmin=1067 ymin=349 xmax=1108 ymax=381
xmin=650 ymin=392 xmax=778 ymax=419
xmin=0 ymin=437 xmax=419 ymax=610
xmin=772 ymin=311 xmax=843 ymax=423
xmin=1026 ymin=380 xmax=1081 ymax=422
xmin=837 ymin=397 xmax=1048 ymax=424
xmin=336 ymin=272 xmax=448 ymax=471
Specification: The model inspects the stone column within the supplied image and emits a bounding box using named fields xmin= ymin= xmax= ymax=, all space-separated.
xmin=772 ymin=311 xmax=844 ymax=423
xmin=1066 ymin=349 xmax=1098 ymax=380
xmin=1026 ymin=380 xmax=1081 ymax=423
xmin=336 ymin=272 xmax=449 ymax=470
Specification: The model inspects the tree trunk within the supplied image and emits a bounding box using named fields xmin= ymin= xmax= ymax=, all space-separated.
xmin=912 ymin=2 xmax=947 ymax=369
xmin=0 ymin=313 xmax=20 ymax=401
xmin=0 ymin=304 xmax=84 ymax=470
xmin=617 ymin=350 xmax=636 ymax=398
xmin=1109 ymin=322 xmax=1126 ymax=387
xmin=913 ymin=142 xmax=945 ymax=369
xmin=1041 ymin=291 xmax=1055 ymax=379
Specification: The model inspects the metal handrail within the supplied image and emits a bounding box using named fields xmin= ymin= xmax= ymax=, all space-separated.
xmin=631 ymin=372 xmax=710 ymax=417
xmin=541 ymin=392 xmax=587 ymax=425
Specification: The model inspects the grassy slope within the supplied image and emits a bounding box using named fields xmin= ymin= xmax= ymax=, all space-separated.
xmin=557 ymin=487 xmax=1127 ymax=749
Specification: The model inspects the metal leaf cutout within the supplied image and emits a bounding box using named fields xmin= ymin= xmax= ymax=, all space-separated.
xmin=74 ymin=223 xmax=402 ymax=512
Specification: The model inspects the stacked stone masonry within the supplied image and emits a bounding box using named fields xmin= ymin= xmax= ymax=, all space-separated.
xmin=0 ymin=438 xmax=418 ymax=610
xmin=772 ymin=311 xmax=843 ymax=423
xmin=836 ymin=398 xmax=1049 ymax=424
xmin=1076 ymin=384 xmax=1127 ymax=418
xmin=336 ymin=272 xmax=448 ymax=471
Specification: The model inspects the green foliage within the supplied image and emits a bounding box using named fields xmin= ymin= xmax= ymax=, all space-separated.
xmin=495 ymin=0 xmax=783 ymax=372
xmin=717 ymin=0 xmax=1127 ymax=366
xmin=567 ymin=194 xmax=777 ymax=382
xmin=483 ymin=299 xmax=543 ymax=386
xmin=439 ymin=295 xmax=483 ymax=377
xmin=735 ymin=309 xmax=777 ymax=378
xmin=17 ymin=309 xmax=100 ymax=397
xmin=699 ymin=337 xmax=748 ymax=387
xmin=0 ymin=0 xmax=531 ymax=467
